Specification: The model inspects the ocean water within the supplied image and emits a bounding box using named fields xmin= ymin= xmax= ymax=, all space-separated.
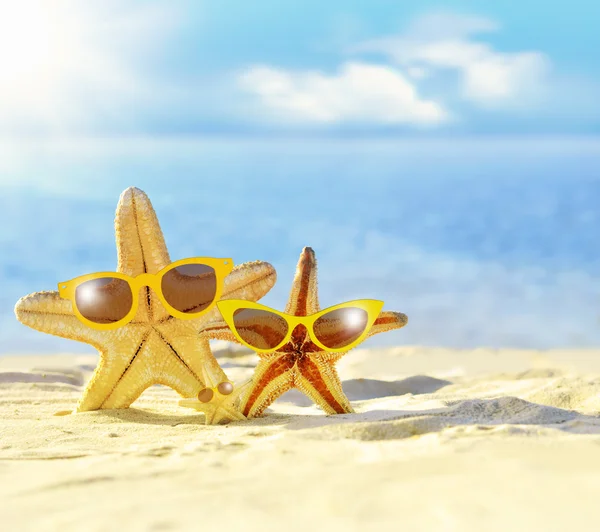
xmin=1 ymin=136 xmax=599 ymax=353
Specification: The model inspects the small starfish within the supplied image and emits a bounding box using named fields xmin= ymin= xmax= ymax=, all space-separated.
xmin=201 ymin=246 xmax=408 ymax=417
xmin=14 ymin=187 xmax=276 ymax=412
xmin=179 ymin=380 xmax=250 ymax=425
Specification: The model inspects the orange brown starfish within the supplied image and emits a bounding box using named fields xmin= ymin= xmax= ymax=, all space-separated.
xmin=201 ymin=246 xmax=408 ymax=417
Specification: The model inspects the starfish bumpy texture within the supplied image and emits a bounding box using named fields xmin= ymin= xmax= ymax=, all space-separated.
xmin=14 ymin=187 xmax=276 ymax=413
xmin=202 ymin=246 xmax=408 ymax=418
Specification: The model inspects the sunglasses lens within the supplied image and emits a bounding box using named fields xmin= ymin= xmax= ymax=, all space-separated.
xmin=232 ymin=308 xmax=288 ymax=350
xmin=161 ymin=264 xmax=217 ymax=314
xmin=313 ymin=307 xmax=369 ymax=349
xmin=75 ymin=277 xmax=133 ymax=324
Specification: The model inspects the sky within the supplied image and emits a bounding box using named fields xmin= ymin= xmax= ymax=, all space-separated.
xmin=0 ymin=0 xmax=598 ymax=138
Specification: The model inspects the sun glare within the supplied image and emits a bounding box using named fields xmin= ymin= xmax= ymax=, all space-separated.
xmin=0 ymin=0 xmax=89 ymax=130
xmin=0 ymin=1 xmax=176 ymax=133
xmin=0 ymin=2 xmax=75 ymax=89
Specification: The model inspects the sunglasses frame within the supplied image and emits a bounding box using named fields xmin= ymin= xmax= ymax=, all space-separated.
xmin=58 ymin=257 xmax=234 ymax=330
xmin=216 ymin=299 xmax=384 ymax=353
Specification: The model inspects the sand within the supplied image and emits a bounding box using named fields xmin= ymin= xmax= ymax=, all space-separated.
xmin=2 ymin=342 xmax=600 ymax=532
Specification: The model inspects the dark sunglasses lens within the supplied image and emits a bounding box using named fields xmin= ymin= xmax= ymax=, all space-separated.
xmin=231 ymin=308 xmax=288 ymax=350
xmin=161 ymin=264 xmax=217 ymax=314
xmin=313 ymin=307 xmax=369 ymax=349
xmin=75 ymin=277 xmax=133 ymax=324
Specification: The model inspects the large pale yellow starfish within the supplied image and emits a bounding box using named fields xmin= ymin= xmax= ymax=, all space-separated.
xmin=14 ymin=187 xmax=276 ymax=413
xmin=201 ymin=246 xmax=408 ymax=418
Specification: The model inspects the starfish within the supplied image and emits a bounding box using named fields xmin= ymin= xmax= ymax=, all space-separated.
xmin=201 ymin=246 xmax=408 ymax=417
xmin=14 ymin=187 xmax=276 ymax=413
xmin=179 ymin=380 xmax=251 ymax=425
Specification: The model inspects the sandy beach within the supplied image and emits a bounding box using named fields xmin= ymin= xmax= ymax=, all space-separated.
xmin=2 ymin=342 xmax=600 ymax=532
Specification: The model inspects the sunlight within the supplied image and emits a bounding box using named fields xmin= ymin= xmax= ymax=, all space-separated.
xmin=0 ymin=0 xmax=178 ymax=134
xmin=0 ymin=2 xmax=77 ymax=100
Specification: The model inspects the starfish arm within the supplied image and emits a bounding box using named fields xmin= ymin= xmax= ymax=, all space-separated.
xmin=163 ymin=332 xmax=229 ymax=389
xmin=179 ymin=399 xmax=220 ymax=424
xmin=189 ymin=260 xmax=277 ymax=327
xmin=222 ymin=260 xmax=277 ymax=300
xmin=115 ymin=187 xmax=172 ymax=322
xmin=366 ymin=310 xmax=408 ymax=339
xmin=14 ymin=291 xmax=106 ymax=348
xmin=324 ymin=310 xmax=408 ymax=363
xmin=208 ymin=405 xmax=247 ymax=424
xmin=203 ymin=405 xmax=246 ymax=425
xmin=241 ymin=357 xmax=295 ymax=417
xmin=75 ymin=327 xmax=149 ymax=411
xmin=296 ymin=356 xmax=354 ymax=414
xmin=115 ymin=187 xmax=171 ymax=277
xmin=97 ymin=332 xmax=229 ymax=410
xmin=284 ymin=247 xmax=320 ymax=316
xmin=199 ymin=319 xmax=240 ymax=344
xmin=190 ymin=402 xmax=247 ymax=425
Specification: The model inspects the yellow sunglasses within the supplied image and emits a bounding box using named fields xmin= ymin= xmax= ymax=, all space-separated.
xmin=58 ymin=257 xmax=233 ymax=330
xmin=216 ymin=299 xmax=384 ymax=353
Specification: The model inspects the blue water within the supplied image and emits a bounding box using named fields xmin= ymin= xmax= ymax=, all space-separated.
xmin=1 ymin=136 xmax=599 ymax=353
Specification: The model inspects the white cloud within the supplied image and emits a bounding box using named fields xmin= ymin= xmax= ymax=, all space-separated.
xmin=0 ymin=0 xmax=182 ymax=136
xmin=238 ymin=11 xmax=551 ymax=127
xmin=406 ymin=66 xmax=430 ymax=80
xmin=239 ymin=62 xmax=448 ymax=125
xmin=353 ymin=12 xmax=550 ymax=106
xmin=403 ymin=12 xmax=500 ymax=40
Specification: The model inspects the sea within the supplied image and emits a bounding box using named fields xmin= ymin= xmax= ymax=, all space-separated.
xmin=0 ymin=136 xmax=598 ymax=354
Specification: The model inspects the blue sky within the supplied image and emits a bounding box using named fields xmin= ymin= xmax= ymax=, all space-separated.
xmin=0 ymin=0 xmax=598 ymax=137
